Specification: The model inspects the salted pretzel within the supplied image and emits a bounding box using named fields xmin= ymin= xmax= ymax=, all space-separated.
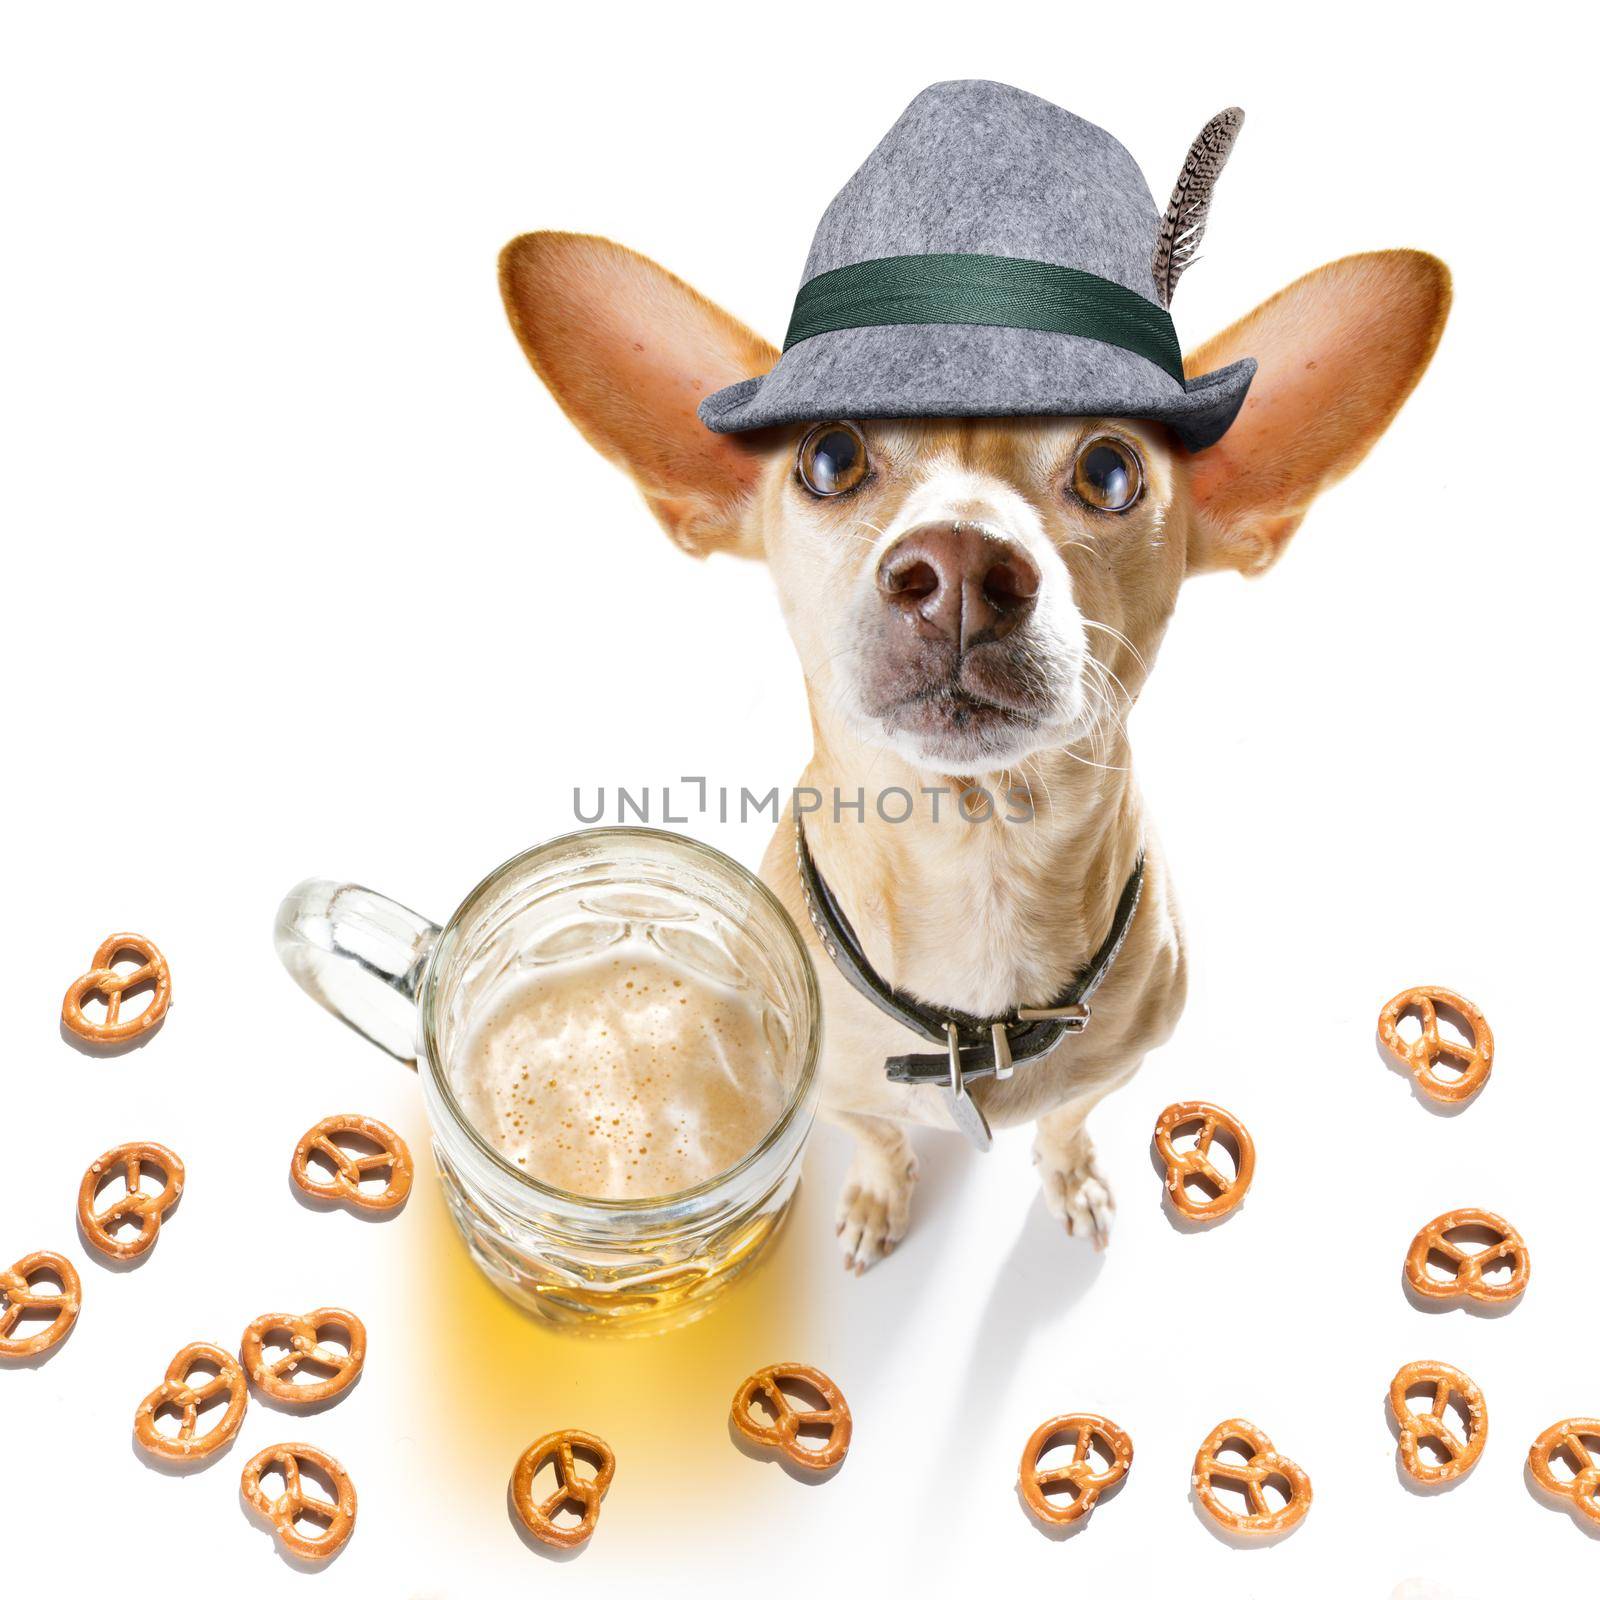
xmin=1191 ymin=1419 xmax=1312 ymax=1537
xmin=1528 ymin=1418 xmax=1600 ymax=1526
xmin=1018 ymin=1413 xmax=1133 ymax=1527
xmin=1378 ymin=986 xmax=1493 ymax=1104
xmin=1404 ymin=1208 xmax=1529 ymax=1306
xmin=1152 ymin=1101 xmax=1256 ymax=1222
xmin=732 ymin=1362 xmax=852 ymax=1470
xmin=241 ymin=1308 xmax=366 ymax=1406
xmin=510 ymin=1430 xmax=616 ymax=1550
xmin=1388 ymin=1360 xmax=1487 ymax=1484
xmin=60 ymin=932 xmax=171 ymax=1045
xmin=290 ymin=1114 xmax=413 ymax=1214
xmin=240 ymin=1442 xmax=357 ymax=1562
xmin=133 ymin=1341 xmax=248 ymax=1463
xmin=76 ymin=1141 xmax=184 ymax=1261
xmin=0 ymin=1250 xmax=81 ymax=1359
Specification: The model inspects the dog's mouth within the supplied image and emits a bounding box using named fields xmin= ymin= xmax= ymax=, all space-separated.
xmin=863 ymin=656 xmax=1072 ymax=770
xmin=844 ymin=603 xmax=1085 ymax=772
xmin=883 ymin=683 xmax=1039 ymax=739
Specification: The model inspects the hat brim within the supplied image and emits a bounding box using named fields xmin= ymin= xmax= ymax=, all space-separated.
xmin=698 ymin=322 xmax=1254 ymax=453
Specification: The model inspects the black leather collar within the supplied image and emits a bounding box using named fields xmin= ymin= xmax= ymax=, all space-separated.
xmin=794 ymin=821 xmax=1144 ymax=1149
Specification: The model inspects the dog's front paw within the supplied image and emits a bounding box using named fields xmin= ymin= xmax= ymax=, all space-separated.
xmin=835 ymin=1145 xmax=917 ymax=1275
xmin=1034 ymin=1128 xmax=1115 ymax=1249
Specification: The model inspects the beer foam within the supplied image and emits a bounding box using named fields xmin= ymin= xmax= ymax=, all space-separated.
xmin=451 ymin=945 xmax=787 ymax=1200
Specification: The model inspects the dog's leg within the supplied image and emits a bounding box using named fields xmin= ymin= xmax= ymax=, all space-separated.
xmin=1033 ymin=1085 xmax=1125 ymax=1250
xmin=832 ymin=1110 xmax=918 ymax=1275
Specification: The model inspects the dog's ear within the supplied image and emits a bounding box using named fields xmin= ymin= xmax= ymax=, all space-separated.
xmin=1182 ymin=250 xmax=1451 ymax=575
xmin=499 ymin=232 xmax=779 ymax=558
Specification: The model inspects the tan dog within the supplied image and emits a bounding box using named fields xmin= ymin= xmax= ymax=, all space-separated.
xmin=500 ymin=233 xmax=1449 ymax=1270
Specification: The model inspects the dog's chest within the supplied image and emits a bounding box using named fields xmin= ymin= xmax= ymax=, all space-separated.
xmin=877 ymin=826 xmax=1084 ymax=1017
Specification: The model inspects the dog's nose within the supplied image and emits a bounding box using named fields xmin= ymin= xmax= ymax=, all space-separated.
xmin=877 ymin=521 xmax=1040 ymax=649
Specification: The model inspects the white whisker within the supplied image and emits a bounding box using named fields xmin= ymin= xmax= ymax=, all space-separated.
xmin=1081 ymin=617 xmax=1148 ymax=674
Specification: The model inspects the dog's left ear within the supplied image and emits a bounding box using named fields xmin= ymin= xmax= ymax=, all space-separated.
xmin=499 ymin=232 xmax=779 ymax=557
xmin=1183 ymin=250 xmax=1451 ymax=574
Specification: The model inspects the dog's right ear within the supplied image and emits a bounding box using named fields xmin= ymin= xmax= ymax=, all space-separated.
xmin=499 ymin=232 xmax=779 ymax=557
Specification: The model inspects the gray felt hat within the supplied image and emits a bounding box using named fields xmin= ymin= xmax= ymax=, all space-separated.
xmin=699 ymin=80 xmax=1256 ymax=452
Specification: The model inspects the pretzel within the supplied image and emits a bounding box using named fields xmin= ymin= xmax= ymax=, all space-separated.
xmin=241 ymin=1308 xmax=366 ymax=1406
xmin=241 ymin=1442 xmax=357 ymax=1562
xmin=1404 ymin=1208 xmax=1529 ymax=1305
xmin=1389 ymin=1360 xmax=1487 ymax=1484
xmin=1152 ymin=1101 xmax=1256 ymax=1222
xmin=510 ymin=1430 xmax=616 ymax=1550
xmin=290 ymin=1115 xmax=413 ymax=1214
xmin=1191 ymin=1419 xmax=1312 ymax=1537
xmin=1528 ymin=1418 xmax=1600 ymax=1526
xmin=77 ymin=1141 xmax=184 ymax=1261
xmin=1018 ymin=1413 xmax=1133 ymax=1527
xmin=731 ymin=1362 xmax=852 ymax=1470
xmin=133 ymin=1342 xmax=248 ymax=1463
xmin=0 ymin=1250 xmax=81 ymax=1359
xmin=60 ymin=932 xmax=171 ymax=1045
xmin=1378 ymin=986 xmax=1493 ymax=1104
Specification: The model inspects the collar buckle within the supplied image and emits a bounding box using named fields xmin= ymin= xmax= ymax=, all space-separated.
xmin=990 ymin=1022 xmax=1014 ymax=1081
xmin=1015 ymin=1002 xmax=1092 ymax=1032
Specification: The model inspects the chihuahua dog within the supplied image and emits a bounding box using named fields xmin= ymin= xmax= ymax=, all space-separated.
xmin=500 ymin=233 xmax=1449 ymax=1270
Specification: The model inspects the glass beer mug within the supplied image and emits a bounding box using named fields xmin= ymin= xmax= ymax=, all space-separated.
xmin=274 ymin=827 xmax=821 ymax=1332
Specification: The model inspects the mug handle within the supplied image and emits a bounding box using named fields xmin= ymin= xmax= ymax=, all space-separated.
xmin=274 ymin=879 xmax=440 ymax=1061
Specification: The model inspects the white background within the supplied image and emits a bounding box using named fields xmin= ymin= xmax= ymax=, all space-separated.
xmin=3 ymin=5 xmax=1592 ymax=1596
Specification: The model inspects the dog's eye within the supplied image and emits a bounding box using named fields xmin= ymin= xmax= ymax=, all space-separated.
xmin=1070 ymin=437 xmax=1143 ymax=512
xmin=798 ymin=423 xmax=869 ymax=497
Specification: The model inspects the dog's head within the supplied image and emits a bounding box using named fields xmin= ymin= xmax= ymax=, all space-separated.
xmin=500 ymin=236 xmax=1448 ymax=777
